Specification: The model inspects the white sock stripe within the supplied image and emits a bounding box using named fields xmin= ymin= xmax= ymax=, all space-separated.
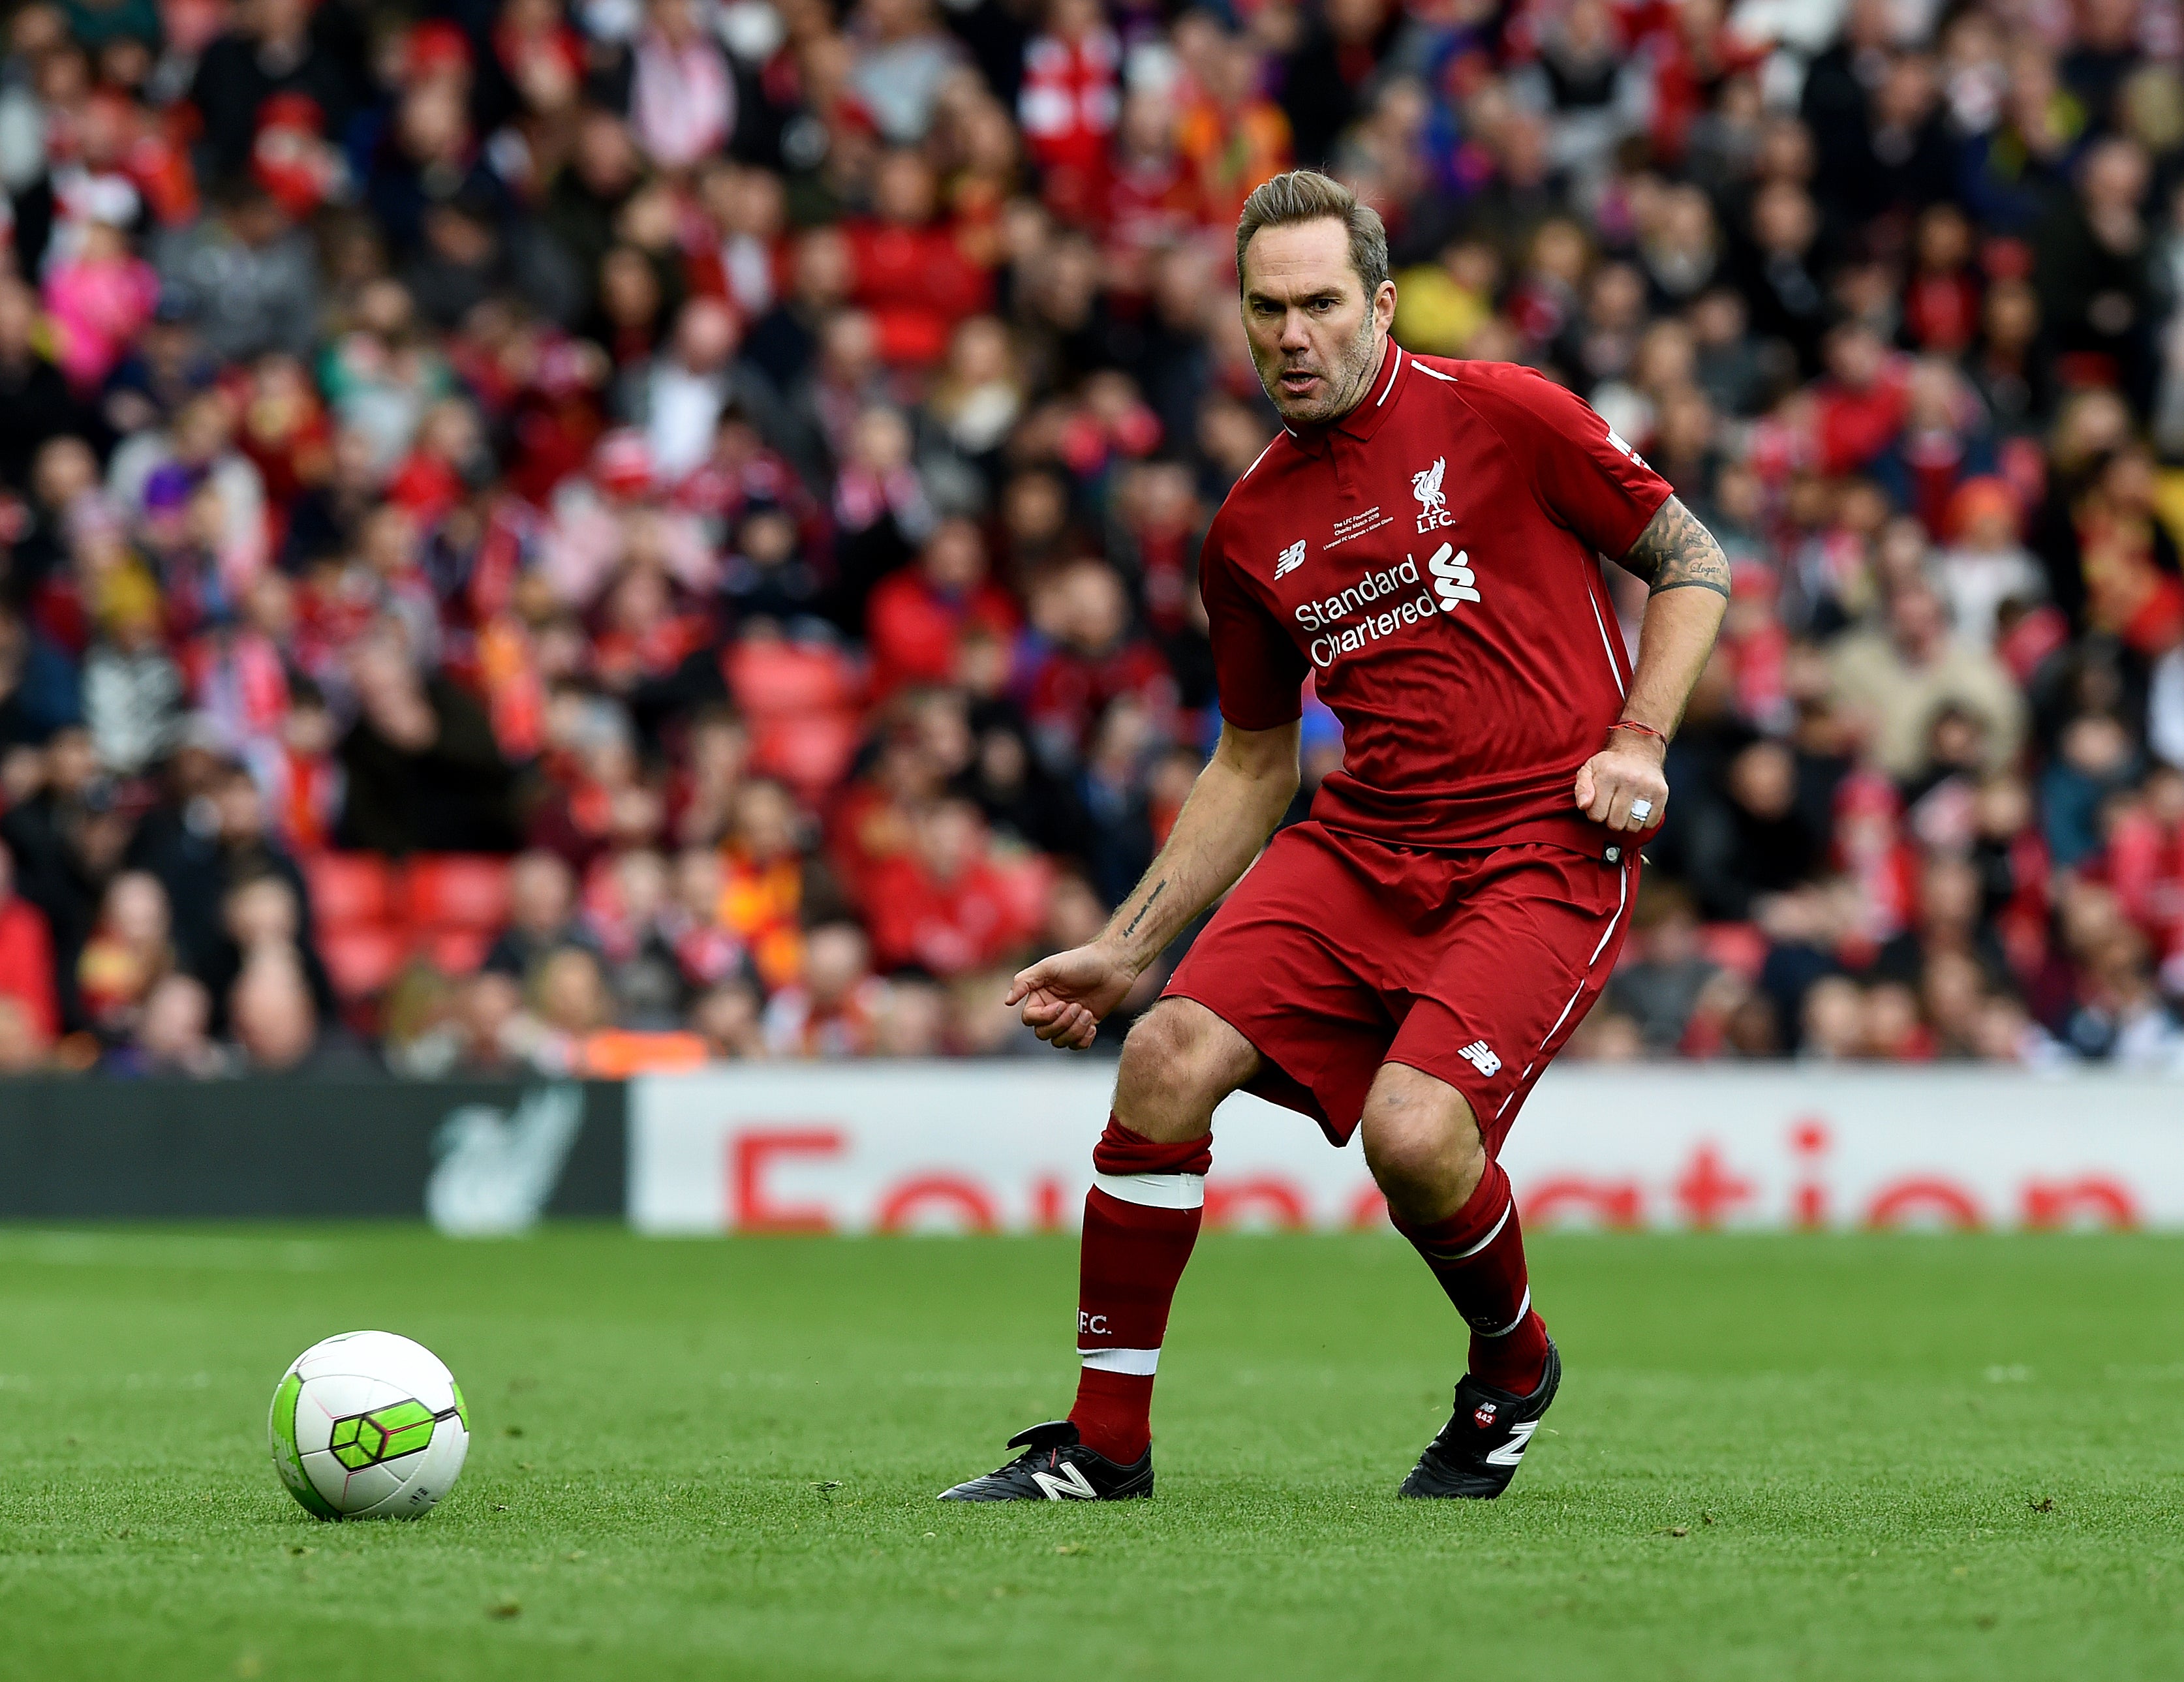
xmin=1079 ymin=1346 xmax=1160 ymax=1375
xmin=1477 ymin=1287 xmax=1532 ymax=1338
xmin=1449 ymin=1199 xmax=1512 ymax=1261
xmin=1092 ymin=1171 xmax=1205 ymax=1210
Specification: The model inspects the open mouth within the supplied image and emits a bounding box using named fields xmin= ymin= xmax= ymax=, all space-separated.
xmin=1278 ymin=369 xmax=1321 ymax=397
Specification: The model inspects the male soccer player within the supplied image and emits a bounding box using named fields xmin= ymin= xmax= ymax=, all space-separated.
xmin=940 ymin=171 xmax=1729 ymax=1503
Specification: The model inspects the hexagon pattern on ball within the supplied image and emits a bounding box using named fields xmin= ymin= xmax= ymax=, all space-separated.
xmin=268 ymin=1331 xmax=470 ymax=1520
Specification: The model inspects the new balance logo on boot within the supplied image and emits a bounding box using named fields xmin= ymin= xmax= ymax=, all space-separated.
xmin=937 ymin=1420 xmax=1154 ymax=1503
xmin=1400 ymin=1338 xmax=1561 ymax=1499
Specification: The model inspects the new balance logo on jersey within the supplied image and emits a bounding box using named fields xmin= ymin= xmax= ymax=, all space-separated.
xmin=1483 ymin=1420 xmax=1539 ymax=1467
xmin=1428 ymin=542 xmax=1479 ymax=611
xmin=1029 ymin=1463 xmax=1100 ymax=1501
xmin=1457 ymin=1039 xmax=1501 ymax=1077
xmin=1412 ymin=457 xmax=1454 ymax=531
xmin=1273 ymin=539 xmax=1307 ymax=579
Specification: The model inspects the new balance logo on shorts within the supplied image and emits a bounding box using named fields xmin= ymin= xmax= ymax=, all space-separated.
xmin=1458 ymin=1040 xmax=1502 ymax=1077
xmin=1274 ymin=539 xmax=1307 ymax=579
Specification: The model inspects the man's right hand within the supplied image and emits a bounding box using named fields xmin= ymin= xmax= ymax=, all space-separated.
xmin=1005 ymin=942 xmax=1139 ymax=1050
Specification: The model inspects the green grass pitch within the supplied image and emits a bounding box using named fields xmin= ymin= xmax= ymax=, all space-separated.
xmin=5 ymin=1226 xmax=2184 ymax=1680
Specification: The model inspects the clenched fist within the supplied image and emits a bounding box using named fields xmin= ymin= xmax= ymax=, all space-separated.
xmin=1573 ymin=735 xmax=1669 ymax=834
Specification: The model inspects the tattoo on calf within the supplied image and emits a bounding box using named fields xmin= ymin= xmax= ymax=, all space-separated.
xmin=1618 ymin=497 xmax=1732 ymax=599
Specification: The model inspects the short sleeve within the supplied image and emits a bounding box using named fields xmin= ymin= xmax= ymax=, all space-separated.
xmin=1199 ymin=534 xmax=1307 ymax=731
xmin=1460 ymin=364 xmax=1674 ymax=559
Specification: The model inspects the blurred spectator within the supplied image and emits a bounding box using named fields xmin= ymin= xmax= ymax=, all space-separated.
xmin=690 ymin=977 xmax=766 ymax=1060
xmin=1684 ymin=739 xmax=1828 ymax=920
xmin=531 ymin=945 xmax=615 ymax=1063
xmin=229 ymin=945 xmax=364 ymax=1073
xmin=762 ymin=920 xmax=882 ymax=1056
xmin=484 ymin=851 xmax=594 ymax=979
xmin=80 ymin=568 xmax=181 ymax=774
xmin=1936 ymin=478 xmax=2044 ymax=647
xmin=0 ymin=838 xmax=57 ymax=1047
xmin=1830 ymin=581 xmax=2025 ymax=780
xmin=0 ymin=279 xmax=86 ymax=490
xmin=867 ymin=517 xmax=1019 ymax=700
xmin=0 ymin=997 xmax=44 ymax=1073
xmin=76 ymin=868 xmax=170 ymax=1037
xmin=151 ymin=182 xmax=321 ymax=365
xmin=0 ymin=604 xmax=85 ymax=752
xmin=106 ymin=972 xmax=223 ymax=1077
xmin=1799 ymin=975 xmax=1866 ymax=1061
xmin=337 ymin=630 xmax=518 ymax=854
xmin=0 ymin=0 xmax=2173 ymax=1076
xmin=1604 ymin=885 xmax=1720 ymax=1054
xmin=865 ymin=799 xmax=1036 ymax=977
xmin=1019 ymin=560 xmax=1176 ymax=771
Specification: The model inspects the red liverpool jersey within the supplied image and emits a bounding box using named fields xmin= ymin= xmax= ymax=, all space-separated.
xmin=1199 ymin=349 xmax=1673 ymax=849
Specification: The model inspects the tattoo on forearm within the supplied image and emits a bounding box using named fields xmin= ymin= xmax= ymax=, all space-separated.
xmin=1121 ymin=879 xmax=1167 ymax=940
xmin=1618 ymin=497 xmax=1732 ymax=599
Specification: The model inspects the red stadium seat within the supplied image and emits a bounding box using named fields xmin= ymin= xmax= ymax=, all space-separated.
xmin=305 ymin=853 xmax=393 ymax=930
xmin=724 ymin=639 xmax=863 ymax=718
xmin=750 ymin=711 xmax=863 ymax=799
xmin=1698 ymin=922 xmax=1770 ymax=981
xmin=320 ymin=925 xmax=409 ymax=1002
xmin=403 ymin=855 xmax=513 ymax=933
xmin=416 ymin=926 xmax=493 ymax=976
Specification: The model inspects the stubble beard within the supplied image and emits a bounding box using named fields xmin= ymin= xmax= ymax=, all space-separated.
xmin=1263 ymin=313 xmax=1382 ymax=427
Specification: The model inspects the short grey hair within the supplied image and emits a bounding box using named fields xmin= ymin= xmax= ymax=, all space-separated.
xmin=1234 ymin=171 xmax=1390 ymax=299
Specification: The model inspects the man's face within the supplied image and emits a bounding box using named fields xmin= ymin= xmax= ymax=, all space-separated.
xmin=1240 ymin=219 xmax=1394 ymax=427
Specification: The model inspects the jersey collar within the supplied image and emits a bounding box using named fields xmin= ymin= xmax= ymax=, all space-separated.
xmin=1279 ymin=343 xmax=1409 ymax=456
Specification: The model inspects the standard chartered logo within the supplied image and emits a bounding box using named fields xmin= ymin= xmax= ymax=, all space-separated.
xmin=1428 ymin=542 xmax=1479 ymax=608
xmin=1291 ymin=542 xmax=1484 ymax=669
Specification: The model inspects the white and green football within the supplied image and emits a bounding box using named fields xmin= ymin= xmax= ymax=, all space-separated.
xmin=268 ymin=1331 xmax=470 ymax=1520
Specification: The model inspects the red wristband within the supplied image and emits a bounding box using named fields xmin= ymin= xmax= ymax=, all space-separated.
xmin=1610 ymin=719 xmax=1668 ymax=744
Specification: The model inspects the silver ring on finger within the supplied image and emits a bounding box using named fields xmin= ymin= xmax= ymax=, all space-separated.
xmin=1629 ymin=798 xmax=1653 ymax=824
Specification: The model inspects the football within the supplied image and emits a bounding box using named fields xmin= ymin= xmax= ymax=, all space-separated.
xmin=267 ymin=1331 xmax=470 ymax=1520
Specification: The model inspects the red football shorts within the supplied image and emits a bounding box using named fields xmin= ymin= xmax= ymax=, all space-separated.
xmin=1162 ymin=822 xmax=1638 ymax=1154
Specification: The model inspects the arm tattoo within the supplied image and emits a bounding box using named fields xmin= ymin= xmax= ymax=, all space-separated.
xmin=1616 ymin=496 xmax=1732 ymax=599
xmin=1121 ymin=879 xmax=1167 ymax=939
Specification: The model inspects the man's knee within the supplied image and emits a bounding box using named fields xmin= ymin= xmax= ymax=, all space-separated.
xmin=1113 ymin=1001 xmax=1256 ymax=1140
xmin=1360 ymin=1065 xmax=1486 ymax=1218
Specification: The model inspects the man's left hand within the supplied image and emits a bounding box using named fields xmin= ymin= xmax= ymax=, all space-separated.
xmin=1573 ymin=741 xmax=1668 ymax=833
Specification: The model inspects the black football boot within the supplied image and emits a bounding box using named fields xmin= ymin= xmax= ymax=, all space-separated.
xmin=1398 ymin=1338 xmax=1561 ymax=1499
xmin=937 ymin=1420 xmax=1154 ymax=1502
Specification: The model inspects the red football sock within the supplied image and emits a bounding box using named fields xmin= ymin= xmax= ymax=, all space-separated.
xmin=1393 ymin=1159 xmax=1550 ymax=1396
xmin=1067 ymin=1116 xmax=1210 ymax=1464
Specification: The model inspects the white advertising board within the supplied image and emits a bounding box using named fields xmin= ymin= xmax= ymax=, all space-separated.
xmin=627 ymin=1064 xmax=2184 ymax=1235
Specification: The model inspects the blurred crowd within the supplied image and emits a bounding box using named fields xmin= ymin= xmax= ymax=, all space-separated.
xmin=0 ymin=0 xmax=2180 ymax=1077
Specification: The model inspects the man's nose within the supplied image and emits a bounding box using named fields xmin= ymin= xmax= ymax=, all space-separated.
xmin=1279 ymin=309 xmax=1312 ymax=351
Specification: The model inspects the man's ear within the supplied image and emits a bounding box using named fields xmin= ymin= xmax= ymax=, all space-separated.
xmin=1376 ymin=279 xmax=1398 ymax=332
